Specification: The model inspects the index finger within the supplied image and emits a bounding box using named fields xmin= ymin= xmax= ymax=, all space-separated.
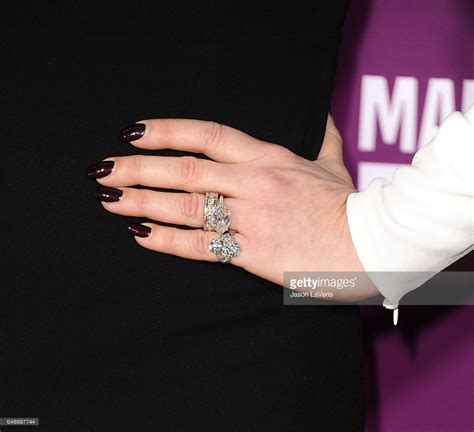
xmin=120 ymin=119 xmax=270 ymax=163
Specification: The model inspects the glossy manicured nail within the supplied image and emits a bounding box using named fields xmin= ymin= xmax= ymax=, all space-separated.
xmin=87 ymin=160 xmax=114 ymax=179
xmin=95 ymin=187 xmax=123 ymax=203
xmin=127 ymin=223 xmax=151 ymax=238
xmin=120 ymin=123 xmax=145 ymax=142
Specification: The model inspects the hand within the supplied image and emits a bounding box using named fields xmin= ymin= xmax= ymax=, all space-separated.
xmin=89 ymin=115 xmax=378 ymax=301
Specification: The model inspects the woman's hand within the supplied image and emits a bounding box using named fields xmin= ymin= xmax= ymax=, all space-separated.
xmin=88 ymin=115 xmax=378 ymax=301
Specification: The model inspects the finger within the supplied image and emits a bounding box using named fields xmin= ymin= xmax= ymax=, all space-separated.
xmin=122 ymin=119 xmax=271 ymax=163
xmin=96 ymin=154 xmax=241 ymax=196
xmin=128 ymin=223 xmax=248 ymax=267
xmin=316 ymin=114 xmax=344 ymax=163
xmin=98 ymin=188 xmax=244 ymax=230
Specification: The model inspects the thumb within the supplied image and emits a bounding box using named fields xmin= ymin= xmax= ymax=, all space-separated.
xmin=316 ymin=114 xmax=354 ymax=184
xmin=317 ymin=113 xmax=344 ymax=163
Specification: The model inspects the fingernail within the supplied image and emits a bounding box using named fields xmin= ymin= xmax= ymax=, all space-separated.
xmin=87 ymin=160 xmax=114 ymax=179
xmin=127 ymin=223 xmax=151 ymax=238
xmin=95 ymin=187 xmax=123 ymax=203
xmin=120 ymin=123 xmax=145 ymax=142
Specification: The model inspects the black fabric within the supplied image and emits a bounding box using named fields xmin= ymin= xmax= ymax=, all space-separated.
xmin=2 ymin=2 xmax=364 ymax=431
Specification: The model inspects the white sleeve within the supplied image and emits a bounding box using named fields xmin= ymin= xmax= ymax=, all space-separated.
xmin=346 ymin=105 xmax=474 ymax=314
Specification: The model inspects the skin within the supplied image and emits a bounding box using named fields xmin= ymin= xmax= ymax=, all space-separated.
xmin=95 ymin=114 xmax=379 ymax=301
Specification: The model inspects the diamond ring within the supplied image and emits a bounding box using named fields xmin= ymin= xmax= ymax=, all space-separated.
xmin=203 ymin=192 xmax=232 ymax=234
xmin=209 ymin=232 xmax=240 ymax=264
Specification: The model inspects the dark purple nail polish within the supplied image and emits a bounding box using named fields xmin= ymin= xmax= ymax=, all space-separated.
xmin=127 ymin=223 xmax=151 ymax=238
xmin=120 ymin=123 xmax=145 ymax=142
xmin=87 ymin=160 xmax=114 ymax=179
xmin=95 ymin=187 xmax=123 ymax=203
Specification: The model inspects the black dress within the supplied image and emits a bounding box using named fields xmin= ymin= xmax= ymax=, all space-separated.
xmin=2 ymin=2 xmax=364 ymax=430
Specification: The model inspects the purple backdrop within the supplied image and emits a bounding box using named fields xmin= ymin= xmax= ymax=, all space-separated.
xmin=332 ymin=0 xmax=474 ymax=430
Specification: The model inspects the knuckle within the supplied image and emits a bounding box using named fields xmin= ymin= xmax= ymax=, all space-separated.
xmin=136 ymin=189 xmax=151 ymax=213
xmin=191 ymin=231 xmax=209 ymax=254
xmin=202 ymin=121 xmax=224 ymax=148
xmin=161 ymin=229 xmax=176 ymax=250
xmin=179 ymin=192 xmax=201 ymax=219
xmin=178 ymin=156 xmax=201 ymax=185
xmin=131 ymin=154 xmax=146 ymax=181
xmin=262 ymin=167 xmax=288 ymax=189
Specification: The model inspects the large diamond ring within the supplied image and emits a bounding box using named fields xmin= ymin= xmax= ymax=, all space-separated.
xmin=203 ymin=192 xmax=231 ymax=234
xmin=209 ymin=232 xmax=240 ymax=264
